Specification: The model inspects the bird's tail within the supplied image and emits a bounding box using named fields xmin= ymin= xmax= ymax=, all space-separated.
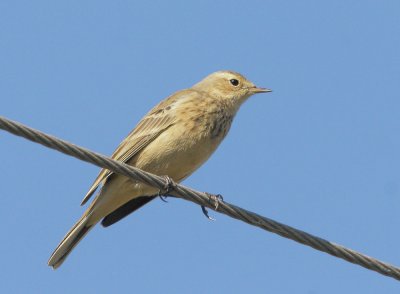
xmin=48 ymin=214 xmax=94 ymax=269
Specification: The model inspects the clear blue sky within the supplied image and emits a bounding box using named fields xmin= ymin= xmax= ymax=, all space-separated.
xmin=1 ymin=1 xmax=399 ymax=293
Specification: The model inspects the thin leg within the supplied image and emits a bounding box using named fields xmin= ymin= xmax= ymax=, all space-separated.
xmin=201 ymin=193 xmax=224 ymax=221
xmin=158 ymin=175 xmax=176 ymax=202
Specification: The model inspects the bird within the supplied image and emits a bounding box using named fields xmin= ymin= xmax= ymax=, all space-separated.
xmin=48 ymin=70 xmax=271 ymax=269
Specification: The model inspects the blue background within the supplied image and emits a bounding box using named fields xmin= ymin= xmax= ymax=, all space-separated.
xmin=1 ymin=1 xmax=399 ymax=293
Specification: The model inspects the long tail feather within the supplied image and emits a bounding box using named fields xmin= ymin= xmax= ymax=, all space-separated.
xmin=48 ymin=215 xmax=93 ymax=269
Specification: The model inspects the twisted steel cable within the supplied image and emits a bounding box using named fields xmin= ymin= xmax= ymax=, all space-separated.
xmin=1 ymin=115 xmax=399 ymax=280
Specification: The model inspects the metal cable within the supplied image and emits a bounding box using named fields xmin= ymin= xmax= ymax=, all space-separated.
xmin=1 ymin=115 xmax=399 ymax=280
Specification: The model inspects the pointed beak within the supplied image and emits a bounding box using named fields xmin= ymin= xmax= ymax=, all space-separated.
xmin=250 ymin=86 xmax=272 ymax=94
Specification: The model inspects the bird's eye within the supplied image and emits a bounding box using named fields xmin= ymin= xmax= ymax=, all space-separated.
xmin=230 ymin=79 xmax=239 ymax=86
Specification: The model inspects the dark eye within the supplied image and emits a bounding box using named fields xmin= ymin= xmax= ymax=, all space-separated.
xmin=230 ymin=79 xmax=239 ymax=86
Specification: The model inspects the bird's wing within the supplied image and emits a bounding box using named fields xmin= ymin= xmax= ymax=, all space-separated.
xmin=101 ymin=195 xmax=157 ymax=227
xmin=80 ymin=92 xmax=187 ymax=206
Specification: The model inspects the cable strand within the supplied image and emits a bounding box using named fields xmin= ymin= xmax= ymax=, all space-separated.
xmin=0 ymin=115 xmax=399 ymax=280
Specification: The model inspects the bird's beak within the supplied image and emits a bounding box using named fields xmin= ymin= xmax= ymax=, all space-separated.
xmin=250 ymin=86 xmax=272 ymax=94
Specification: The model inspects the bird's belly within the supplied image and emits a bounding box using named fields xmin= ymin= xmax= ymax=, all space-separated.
xmin=89 ymin=125 xmax=222 ymax=222
xmin=135 ymin=125 xmax=220 ymax=181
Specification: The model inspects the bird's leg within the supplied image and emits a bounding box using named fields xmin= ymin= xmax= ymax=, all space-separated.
xmin=211 ymin=193 xmax=224 ymax=210
xmin=201 ymin=193 xmax=224 ymax=221
xmin=158 ymin=175 xmax=176 ymax=202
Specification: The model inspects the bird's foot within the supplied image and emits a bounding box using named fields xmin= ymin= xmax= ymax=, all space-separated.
xmin=201 ymin=193 xmax=224 ymax=221
xmin=159 ymin=195 xmax=168 ymax=202
xmin=158 ymin=175 xmax=176 ymax=202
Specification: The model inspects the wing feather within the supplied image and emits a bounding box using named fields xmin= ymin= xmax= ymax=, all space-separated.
xmin=80 ymin=92 xmax=185 ymax=205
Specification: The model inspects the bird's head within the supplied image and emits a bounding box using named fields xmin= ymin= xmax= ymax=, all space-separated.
xmin=192 ymin=70 xmax=271 ymax=107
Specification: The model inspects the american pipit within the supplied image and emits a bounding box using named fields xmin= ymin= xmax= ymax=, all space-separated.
xmin=48 ymin=70 xmax=271 ymax=269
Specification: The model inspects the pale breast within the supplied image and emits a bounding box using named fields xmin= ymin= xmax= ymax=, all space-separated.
xmin=134 ymin=98 xmax=235 ymax=182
